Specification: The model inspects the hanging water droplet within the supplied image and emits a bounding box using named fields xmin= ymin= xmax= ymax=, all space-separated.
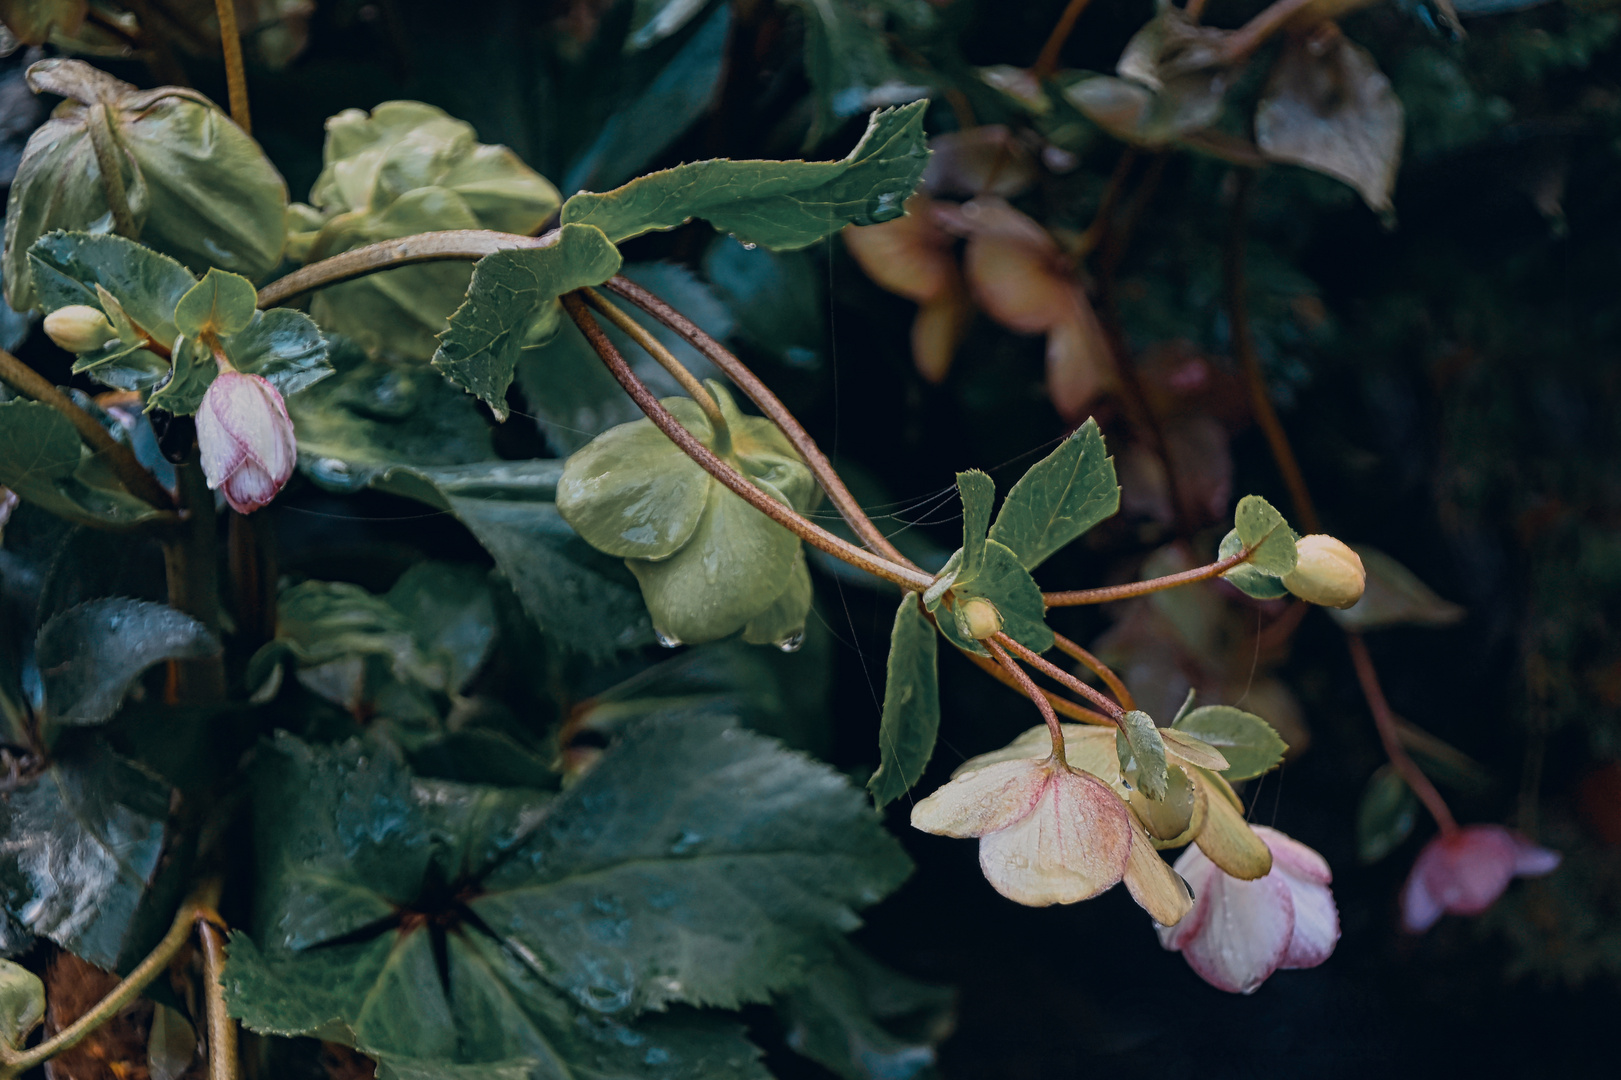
xmin=741 ymin=242 xmax=758 ymax=251
xmin=775 ymin=631 xmax=805 ymax=654
xmin=654 ymin=628 xmax=683 ymax=649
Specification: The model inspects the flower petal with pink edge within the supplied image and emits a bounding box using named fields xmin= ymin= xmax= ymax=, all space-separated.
xmin=1176 ymin=871 xmax=1295 ymax=995
xmin=976 ymin=768 xmax=1131 ymax=907
xmin=1400 ymin=825 xmax=1561 ymax=933
xmin=1400 ymin=871 xmax=1445 ymax=934
xmin=223 ymin=460 xmax=281 ymax=514
xmin=1254 ymin=824 xmax=1333 ymax=886
xmin=1158 ymin=844 xmax=1219 ymax=951
xmin=911 ymin=757 xmax=1051 ymax=839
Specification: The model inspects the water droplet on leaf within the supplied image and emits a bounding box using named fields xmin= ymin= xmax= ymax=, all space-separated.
xmin=654 ymin=629 xmax=683 ymax=648
xmin=775 ymin=631 xmax=805 ymax=653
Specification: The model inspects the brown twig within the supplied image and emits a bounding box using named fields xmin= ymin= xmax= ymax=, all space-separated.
xmin=197 ymin=917 xmax=239 ymax=1080
xmin=1045 ymin=548 xmax=1248 ymax=606
xmin=995 ymin=633 xmax=1125 ymax=719
xmin=986 ymin=638 xmax=1068 ymax=762
xmin=213 ymin=0 xmax=251 ymax=132
xmin=579 ymin=288 xmax=727 ymax=431
xmin=1052 ymin=631 xmax=1136 ymax=710
xmin=1347 ymin=633 xmax=1457 ymax=834
xmin=1032 ymin=0 xmax=1095 ymax=79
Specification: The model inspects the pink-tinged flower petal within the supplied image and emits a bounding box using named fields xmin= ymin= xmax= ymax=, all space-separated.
xmin=977 ymin=768 xmax=1132 ymax=906
xmin=1177 ymin=871 xmax=1295 ymax=995
xmin=1279 ymin=869 xmax=1340 ymax=969
xmin=911 ymin=281 xmax=973 ymax=384
xmin=1512 ymin=837 xmax=1561 ymax=877
xmin=1044 ymin=311 xmax=1111 ymax=422
xmin=1254 ymin=824 xmax=1333 ymax=886
xmin=1158 ymin=843 xmax=1219 ymax=951
xmin=911 ymin=757 xmax=1052 ymax=839
xmin=963 ymin=234 xmax=1077 ymax=335
xmin=197 ymin=372 xmax=296 ymax=514
xmin=1400 ymin=871 xmax=1445 ymax=934
xmin=1401 ymin=825 xmax=1560 ymax=933
xmin=222 ymin=459 xmax=281 ymax=514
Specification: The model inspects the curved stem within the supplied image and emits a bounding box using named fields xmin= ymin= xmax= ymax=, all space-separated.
xmin=603 ymin=275 xmax=917 ymax=568
xmin=1052 ymin=632 xmax=1136 ymax=710
xmin=1045 ymin=548 xmax=1248 ymax=606
xmin=85 ymin=105 xmax=138 ymax=239
xmin=966 ymin=649 xmax=1114 ymax=725
xmin=1032 ymin=0 xmax=1095 ymax=78
xmin=255 ymin=230 xmax=554 ymax=308
xmin=995 ymin=633 xmax=1124 ymax=720
xmin=213 ymin=0 xmax=251 ymax=133
xmin=198 ymin=917 xmax=239 ymax=1080
xmin=0 ymin=348 xmax=174 ymax=510
xmin=986 ymin=638 xmax=1068 ymax=763
xmin=579 ymin=288 xmax=726 ymax=432
xmin=562 ymin=293 xmax=934 ymax=592
xmin=1347 ymin=634 xmax=1457 ymax=834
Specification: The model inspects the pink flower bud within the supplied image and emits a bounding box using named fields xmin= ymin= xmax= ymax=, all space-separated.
xmin=1158 ymin=826 xmax=1340 ymax=994
xmin=196 ymin=371 xmax=295 ymax=514
xmin=1400 ymin=825 xmax=1559 ymax=933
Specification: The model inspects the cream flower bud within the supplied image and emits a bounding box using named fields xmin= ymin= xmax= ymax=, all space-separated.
xmin=959 ymin=597 xmax=1003 ymax=640
xmin=42 ymin=305 xmax=116 ymax=353
xmin=196 ymin=372 xmax=296 ymax=514
xmin=1282 ymin=534 xmax=1366 ymax=609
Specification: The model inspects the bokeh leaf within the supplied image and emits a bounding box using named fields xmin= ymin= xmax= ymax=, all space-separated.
xmin=1356 ymin=764 xmax=1418 ymax=864
xmin=0 ymin=400 xmax=167 ymax=528
xmin=1330 ymin=546 xmax=1465 ymax=631
xmin=868 ymin=593 xmax=940 ymax=807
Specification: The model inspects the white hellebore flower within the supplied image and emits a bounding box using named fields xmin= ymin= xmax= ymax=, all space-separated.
xmin=197 ymin=371 xmax=296 ymax=514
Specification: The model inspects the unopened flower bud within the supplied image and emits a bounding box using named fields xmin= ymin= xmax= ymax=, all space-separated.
xmin=1282 ymin=535 xmax=1365 ymax=609
xmin=960 ymin=597 xmax=1003 ymax=640
xmin=42 ymin=305 xmax=116 ymax=353
xmin=196 ymin=371 xmax=296 ymax=514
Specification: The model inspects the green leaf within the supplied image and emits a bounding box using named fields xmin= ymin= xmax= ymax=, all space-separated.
xmin=951 ymin=539 xmax=1051 ymax=654
xmin=740 ymin=549 xmax=813 ymax=648
xmin=560 ymin=101 xmax=930 ymax=249
xmin=36 ymin=598 xmax=218 ymax=726
xmin=1172 ymin=704 xmax=1287 ymax=781
xmin=868 ymin=593 xmax=940 ymax=807
xmin=0 ymin=400 xmax=167 ymax=528
xmin=0 ymin=959 xmax=44 ymax=1050
xmin=172 ymin=267 xmax=257 ymax=339
xmin=431 ymin=224 xmax=624 ymax=419
xmin=988 ymin=418 xmax=1120 ymax=571
xmin=385 ymin=563 xmax=497 ymax=694
xmin=1115 ymin=710 xmax=1169 ymax=800
xmin=246 ymin=580 xmax=427 ymax=700
xmin=780 ymin=0 xmax=932 ymax=147
xmin=1330 ymin=546 xmax=1465 ymax=632
xmin=702 ymin=237 xmax=825 ymax=370
xmin=1233 ymin=494 xmax=1299 ymax=576
xmin=1217 ymin=528 xmax=1291 ymax=600
xmin=145 ymin=336 xmax=216 ymax=416
xmin=220 ymin=307 xmax=331 ymax=397
xmin=774 ymin=940 xmax=953 ymax=1080
xmin=146 ymin=1002 xmax=196 ymax=1080
xmin=1356 ymin=764 xmax=1418 ymax=864
xmin=956 ymin=470 xmax=994 ymax=579
xmin=0 ymin=0 xmax=88 ymax=46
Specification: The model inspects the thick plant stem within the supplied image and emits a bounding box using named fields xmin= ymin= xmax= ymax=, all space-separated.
xmin=1045 ymin=548 xmax=1249 ymax=606
xmin=995 ymin=633 xmax=1124 ymax=720
xmin=562 ymin=293 xmax=934 ymax=592
xmin=0 ymin=893 xmax=208 ymax=1076
xmin=604 ymin=275 xmax=916 ymax=568
xmin=579 ymin=288 xmax=727 ymax=432
xmin=987 ymin=639 xmax=1069 ymax=762
xmin=1225 ymin=171 xmax=1321 ymax=533
xmin=0 ymin=348 xmax=175 ymax=510
xmin=255 ymin=230 xmax=555 ymax=308
xmin=164 ymin=450 xmax=226 ymax=703
xmin=198 ymin=918 xmax=239 ymax=1080
xmin=213 ymin=0 xmax=251 ymax=132
xmin=1052 ymin=632 xmax=1136 ymax=711
xmin=1347 ymin=634 xmax=1457 ymax=834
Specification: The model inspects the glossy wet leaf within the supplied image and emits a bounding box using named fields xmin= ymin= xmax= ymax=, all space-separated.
xmin=561 ymin=101 xmax=929 ymax=249
xmin=1116 ymin=709 xmax=1169 ymax=800
xmin=1218 ymin=528 xmax=1291 ymax=600
xmin=432 ymin=224 xmax=624 ymax=419
xmin=219 ymin=307 xmax=332 ymax=396
xmin=1256 ymin=30 xmax=1404 ymax=215
xmin=1330 ymin=546 xmax=1465 ymax=631
xmin=1357 ymin=764 xmax=1418 ymax=864
xmin=988 ymin=418 xmax=1119 ymax=571
xmin=385 ymin=562 xmax=497 ymax=694
xmin=173 ymin=268 xmax=257 ymax=339
xmin=246 ymin=579 xmax=426 ymax=699
xmin=950 ymin=539 xmax=1052 ymax=654
xmin=0 ymin=400 xmax=168 ymax=528
xmin=869 ymin=593 xmax=940 ymax=807
xmin=1173 ymin=705 xmax=1287 ymax=781
xmin=36 ymin=598 xmax=217 ymax=726
xmin=0 ymin=958 xmax=43 ymax=1049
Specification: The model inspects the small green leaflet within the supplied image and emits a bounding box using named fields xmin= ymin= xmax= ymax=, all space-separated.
xmin=1172 ymin=704 xmax=1287 ymax=781
xmin=1356 ymin=764 xmax=1418 ymax=864
xmin=868 ymin=593 xmax=940 ymax=807
xmin=1217 ymin=528 xmax=1290 ymax=600
xmin=560 ymin=101 xmax=930 ymax=250
xmin=956 ymin=469 xmax=994 ymax=579
xmin=949 ymin=540 xmax=1052 ymax=655
xmin=173 ymin=267 xmax=257 ymax=339
xmin=1115 ymin=710 xmax=1169 ymax=800
xmin=35 ymin=598 xmax=218 ymax=727
xmin=989 ymin=419 xmax=1120 ymax=571
xmin=1233 ymin=494 xmax=1298 ymax=576
xmin=432 ymin=224 xmax=625 ymax=419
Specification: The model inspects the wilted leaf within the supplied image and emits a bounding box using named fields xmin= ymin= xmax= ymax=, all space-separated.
xmin=868 ymin=593 xmax=940 ymax=807
xmin=36 ymin=598 xmax=217 ymax=726
xmin=989 ymin=418 xmax=1120 ymax=571
xmin=1330 ymin=546 xmax=1465 ymax=631
xmin=1256 ymin=27 xmax=1404 ymax=215
xmin=1356 ymin=764 xmax=1418 ymax=863
xmin=561 ymin=101 xmax=930 ymax=249
xmin=1173 ymin=705 xmax=1287 ymax=781
xmin=1066 ymin=9 xmax=1242 ymax=146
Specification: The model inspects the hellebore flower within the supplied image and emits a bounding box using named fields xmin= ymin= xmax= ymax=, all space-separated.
xmin=197 ymin=371 xmax=296 ymax=514
xmin=1158 ymin=826 xmax=1340 ymax=994
xmin=1283 ymin=534 xmax=1366 ymax=609
xmin=1400 ymin=825 xmax=1560 ymax=934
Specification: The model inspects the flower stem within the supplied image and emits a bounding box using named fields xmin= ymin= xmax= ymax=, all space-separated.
xmin=1045 ymin=548 xmax=1249 ymax=606
xmin=255 ymin=230 xmax=555 ymax=309
xmin=995 ymin=633 xmax=1125 ymax=720
xmin=85 ymin=105 xmax=138 ymax=239
xmin=987 ymin=638 xmax=1069 ymax=763
xmin=198 ymin=916 xmax=239 ymax=1080
xmin=561 ymin=292 xmax=935 ymax=592
xmin=579 ymin=288 xmax=727 ymax=433
xmin=213 ymin=0 xmax=251 ymax=133
xmin=163 ymin=447 xmax=226 ymax=703
xmin=1032 ymin=0 xmax=1095 ymax=78
xmin=0 ymin=347 xmax=175 ymax=511
xmin=1347 ymin=633 xmax=1457 ymax=834
xmin=1051 ymin=632 xmax=1136 ymax=710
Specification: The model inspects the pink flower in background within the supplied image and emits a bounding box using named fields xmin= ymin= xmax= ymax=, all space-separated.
xmin=197 ymin=371 xmax=296 ymax=514
xmin=1401 ymin=825 xmax=1560 ymax=933
xmin=1158 ymin=825 xmax=1340 ymax=994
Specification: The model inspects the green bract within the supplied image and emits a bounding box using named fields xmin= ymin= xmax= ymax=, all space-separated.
xmin=3 ymin=59 xmax=288 ymax=312
xmin=1218 ymin=494 xmax=1301 ymax=600
xmin=292 ymin=100 xmax=562 ymax=360
xmin=558 ymin=382 xmax=819 ymax=646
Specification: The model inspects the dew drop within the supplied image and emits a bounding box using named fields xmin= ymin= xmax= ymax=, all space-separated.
xmin=775 ymin=631 xmax=805 ymax=654
xmin=654 ymin=628 xmax=683 ymax=649
xmin=740 ymin=242 xmax=758 ymax=251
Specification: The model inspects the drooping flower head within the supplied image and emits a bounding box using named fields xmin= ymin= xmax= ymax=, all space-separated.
xmin=1401 ymin=825 xmax=1559 ymax=934
xmin=196 ymin=370 xmax=296 ymax=514
xmin=1158 ymin=825 xmax=1340 ymax=994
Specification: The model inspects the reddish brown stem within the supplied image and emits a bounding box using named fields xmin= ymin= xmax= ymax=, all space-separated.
xmin=1046 ymin=548 xmax=1248 ymax=606
xmin=965 ymin=651 xmax=1114 ymax=726
xmin=986 ymin=638 xmax=1067 ymax=763
xmin=995 ymin=633 xmax=1125 ymax=720
xmin=1347 ymin=634 xmax=1457 ymax=834
xmin=1052 ymin=632 xmax=1136 ymax=710
xmin=1032 ymin=0 xmax=1095 ymax=78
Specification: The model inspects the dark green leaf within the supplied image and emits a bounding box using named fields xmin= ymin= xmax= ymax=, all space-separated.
xmin=36 ymin=598 xmax=217 ymax=726
xmin=1356 ymin=765 xmax=1418 ymax=864
xmin=1115 ymin=710 xmax=1169 ymax=800
xmin=28 ymin=233 xmax=194 ymax=347
xmin=956 ymin=470 xmax=993 ymax=579
xmin=1233 ymin=494 xmax=1298 ymax=577
xmin=146 ymin=1002 xmax=197 ymax=1080
xmin=560 ymin=101 xmax=930 ymax=249
xmin=431 ymin=224 xmax=624 ymax=419
xmin=221 ymin=307 xmax=331 ymax=397
xmin=951 ymin=540 xmax=1051 ymax=654
xmin=702 ymin=237 xmax=824 ymax=370
xmin=247 ymin=580 xmax=428 ymax=701
xmin=868 ymin=593 xmax=940 ymax=807
xmin=173 ymin=267 xmax=256 ymax=339
xmin=0 ymin=400 xmax=167 ymax=528
xmin=144 ymin=336 xmax=217 ymax=416
xmin=385 ymin=563 xmax=497 ymax=694
xmin=780 ymin=0 xmax=932 ymax=147
xmin=988 ymin=418 xmax=1119 ymax=571
xmin=1217 ymin=528 xmax=1291 ymax=600
xmin=1172 ymin=704 xmax=1287 ymax=781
